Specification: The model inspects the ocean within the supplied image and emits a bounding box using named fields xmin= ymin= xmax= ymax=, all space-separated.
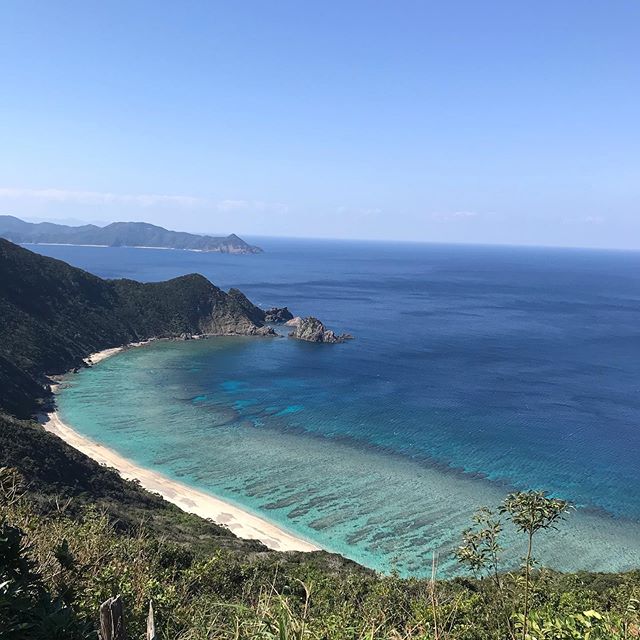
xmin=32 ymin=238 xmax=640 ymax=576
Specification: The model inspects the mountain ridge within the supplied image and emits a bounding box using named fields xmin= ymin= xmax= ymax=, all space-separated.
xmin=0 ymin=215 xmax=262 ymax=253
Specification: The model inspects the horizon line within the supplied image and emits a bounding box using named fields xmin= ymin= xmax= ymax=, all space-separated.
xmin=4 ymin=213 xmax=638 ymax=254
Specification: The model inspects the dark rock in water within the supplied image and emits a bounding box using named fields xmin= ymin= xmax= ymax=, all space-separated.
xmin=264 ymin=306 xmax=294 ymax=323
xmin=288 ymin=316 xmax=353 ymax=344
xmin=248 ymin=325 xmax=277 ymax=337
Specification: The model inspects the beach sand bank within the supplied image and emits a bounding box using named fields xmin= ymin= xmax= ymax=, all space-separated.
xmin=42 ymin=345 xmax=320 ymax=553
xmin=83 ymin=341 xmax=154 ymax=366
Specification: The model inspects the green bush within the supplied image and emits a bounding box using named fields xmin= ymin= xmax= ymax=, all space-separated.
xmin=1 ymin=466 xmax=639 ymax=640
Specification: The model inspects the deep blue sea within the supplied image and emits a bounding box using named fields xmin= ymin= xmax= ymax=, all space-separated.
xmin=31 ymin=239 xmax=640 ymax=576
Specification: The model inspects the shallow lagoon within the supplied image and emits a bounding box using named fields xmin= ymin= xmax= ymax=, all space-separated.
xmin=40 ymin=239 xmax=640 ymax=575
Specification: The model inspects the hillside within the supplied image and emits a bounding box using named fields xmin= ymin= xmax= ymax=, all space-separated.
xmin=0 ymin=238 xmax=272 ymax=417
xmin=0 ymin=215 xmax=262 ymax=253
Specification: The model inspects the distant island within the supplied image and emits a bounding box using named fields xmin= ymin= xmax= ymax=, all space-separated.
xmin=0 ymin=215 xmax=262 ymax=254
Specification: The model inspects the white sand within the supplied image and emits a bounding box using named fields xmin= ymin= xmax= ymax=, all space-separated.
xmin=83 ymin=340 xmax=159 ymax=365
xmin=84 ymin=347 xmax=124 ymax=365
xmin=42 ymin=346 xmax=320 ymax=553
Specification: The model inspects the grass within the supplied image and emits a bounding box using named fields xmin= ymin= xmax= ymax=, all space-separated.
xmin=2 ymin=466 xmax=639 ymax=640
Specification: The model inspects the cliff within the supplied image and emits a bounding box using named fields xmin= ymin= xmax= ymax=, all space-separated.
xmin=287 ymin=316 xmax=354 ymax=343
xmin=227 ymin=288 xmax=294 ymax=325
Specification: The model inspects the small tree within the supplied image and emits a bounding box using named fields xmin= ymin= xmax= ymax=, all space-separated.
xmin=455 ymin=508 xmax=509 ymax=636
xmin=500 ymin=490 xmax=571 ymax=640
xmin=454 ymin=507 xmax=503 ymax=589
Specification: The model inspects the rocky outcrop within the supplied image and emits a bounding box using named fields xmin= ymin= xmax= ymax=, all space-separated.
xmin=264 ymin=307 xmax=294 ymax=323
xmin=225 ymin=291 xmax=294 ymax=325
xmin=226 ymin=288 xmax=268 ymax=325
xmin=287 ymin=316 xmax=353 ymax=344
xmin=196 ymin=295 xmax=276 ymax=337
xmin=247 ymin=325 xmax=277 ymax=336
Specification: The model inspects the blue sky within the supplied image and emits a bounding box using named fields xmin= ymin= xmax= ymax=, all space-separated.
xmin=1 ymin=1 xmax=638 ymax=248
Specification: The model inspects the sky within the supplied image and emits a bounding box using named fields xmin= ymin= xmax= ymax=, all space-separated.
xmin=1 ymin=1 xmax=639 ymax=249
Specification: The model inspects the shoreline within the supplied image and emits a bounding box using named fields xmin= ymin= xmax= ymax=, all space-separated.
xmin=21 ymin=242 xmax=257 ymax=254
xmin=39 ymin=348 xmax=640 ymax=575
xmin=83 ymin=341 xmax=153 ymax=365
xmin=42 ymin=344 xmax=320 ymax=554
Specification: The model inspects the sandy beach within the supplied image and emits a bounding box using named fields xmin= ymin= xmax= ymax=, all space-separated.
xmin=42 ymin=345 xmax=320 ymax=553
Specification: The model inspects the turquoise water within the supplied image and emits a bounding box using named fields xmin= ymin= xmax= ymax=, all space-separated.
xmin=38 ymin=239 xmax=640 ymax=576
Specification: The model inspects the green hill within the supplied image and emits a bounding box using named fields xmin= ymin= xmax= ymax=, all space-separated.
xmin=0 ymin=238 xmax=271 ymax=416
xmin=0 ymin=215 xmax=262 ymax=253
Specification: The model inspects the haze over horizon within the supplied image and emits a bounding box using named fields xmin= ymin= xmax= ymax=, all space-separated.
xmin=1 ymin=1 xmax=639 ymax=249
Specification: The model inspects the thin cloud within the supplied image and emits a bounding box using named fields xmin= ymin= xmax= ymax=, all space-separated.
xmin=336 ymin=206 xmax=382 ymax=217
xmin=217 ymin=199 xmax=289 ymax=215
xmin=218 ymin=199 xmax=251 ymax=212
xmin=0 ymin=187 xmax=203 ymax=207
xmin=431 ymin=211 xmax=480 ymax=221
xmin=0 ymin=188 xmax=290 ymax=215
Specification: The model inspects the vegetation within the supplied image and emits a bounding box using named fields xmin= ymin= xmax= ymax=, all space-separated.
xmin=501 ymin=491 xmax=572 ymax=639
xmin=0 ymin=239 xmax=268 ymax=417
xmin=1 ymin=466 xmax=639 ymax=639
